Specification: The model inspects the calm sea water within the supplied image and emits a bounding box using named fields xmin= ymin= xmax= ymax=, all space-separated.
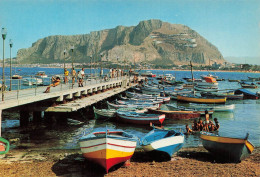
xmin=1 ymin=68 xmax=260 ymax=149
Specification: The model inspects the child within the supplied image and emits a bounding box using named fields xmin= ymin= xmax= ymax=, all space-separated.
xmin=192 ymin=119 xmax=198 ymax=131
xmin=186 ymin=124 xmax=193 ymax=133
xmin=214 ymin=118 xmax=220 ymax=130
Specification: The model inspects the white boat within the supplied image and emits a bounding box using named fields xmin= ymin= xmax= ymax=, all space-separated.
xmin=107 ymin=101 xmax=159 ymax=110
xmin=194 ymin=86 xmax=218 ymax=92
xmin=189 ymin=103 xmax=235 ymax=112
xmin=165 ymin=74 xmax=175 ymax=81
xmin=141 ymin=129 xmax=184 ymax=159
xmin=35 ymin=71 xmax=48 ymax=78
xmin=22 ymin=78 xmax=43 ymax=86
xmin=93 ymin=107 xmax=116 ymax=119
xmin=79 ymin=129 xmax=137 ymax=173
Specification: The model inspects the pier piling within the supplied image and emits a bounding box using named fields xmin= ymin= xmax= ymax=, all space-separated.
xmin=20 ymin=110 xmax=30 ymax=127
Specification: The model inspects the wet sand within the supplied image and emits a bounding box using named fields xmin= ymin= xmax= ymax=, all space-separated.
xmin=0 ymin=147 xmax=259 ymax=177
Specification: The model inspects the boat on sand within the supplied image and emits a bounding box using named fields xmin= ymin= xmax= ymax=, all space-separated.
xmin=200 ymin=132 xmax=254 ymax=162
xmin=79 ymin=129 xmax=137 ymax=173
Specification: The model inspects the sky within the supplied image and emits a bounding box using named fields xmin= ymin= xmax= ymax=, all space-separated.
xmin=0 ymin=0 xmax=259 ymax=64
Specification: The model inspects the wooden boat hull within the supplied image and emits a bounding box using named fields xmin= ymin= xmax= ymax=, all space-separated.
xmin=166 ymin=104 xmax=215 ymax=114
xmin=0 ymin=137 xmax=10 ymax=155
xmin=200 ymin=132 xmax=254 ymax=162
xmin=141 ymin=129 xmax=184 ymax=158
xmin=79 ymin=131 xmax=137 ymax=173
xmin=93 ymin=107 xmax=116 ymax=119
xmin=234 ymin=89 xmax=258 ymax=99
xmin=241 ymin=85 xmax=258 ymax=89
xmin=177 ymin=95 xmax=226 ymax=104
xmin=148 ymin=109 xmax=201 ymax=120
xmin=189 ymin=103 xmax=235 ymax=112
xmin=116 ymin=112 xmax=165 ymax=125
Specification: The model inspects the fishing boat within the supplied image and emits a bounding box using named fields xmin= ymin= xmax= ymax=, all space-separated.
xmin=177 ymin=95 xmax=226 ymax=104
xmin=140 ymin=128 xmax=184 ymax=159
xmin=194 ymin=86 xmax=218 ymax=92
xmin=148 ymin=109 xmax=201 ymax=120
xmin=248 ymin=76 xmax=260 ymax=81
xmin=125 ymin=92 xmax=171 ymax=103
xmin=201 ymin=74 xmax=218 ymax=79
xmin=200 ymin=132 xmax=254 ymax=162
xmin=234 ymin=89 xmax=258 ymax=99
xmin=166 ymin=103 xmax=214 ymax=114
xmin=116 ymin=99 xmax=162 ymax=106
xmin=0 ymin=137 xmax=10 ymax=155
xmin=107 ymin=101 xmax=159 ymax=110
xmin=22 ymin=78 xmax=43 ymax=86
xmin=93 ymin=107 xmax=116 ymax=119
xmin=35 ymin=71 xmax=48 ymax=78
xmin=189 ymin=103 xmax=235 ymax=112
xmin=79 ymin=129 xmax=137 ymax=173
xmin=141 ymin=71 xmax=156 ymax=77
xmin=200 ymin=92 xmax=244 ymax=100
xmin=228 ymin=79 xmax=240 ymax=82
xmin=11 ymin=74 xmax=22 ymax=79
xmin=240 ymin=82 xmax=258 ymax=89
xmin=116 ymin=111 xmax=165 ymax=125
xmin=196 ymin=76 xmax=219 ymax=87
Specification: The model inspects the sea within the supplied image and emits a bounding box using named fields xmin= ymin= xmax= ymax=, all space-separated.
xmin=1 ymin=67 xmax=260 ymax=149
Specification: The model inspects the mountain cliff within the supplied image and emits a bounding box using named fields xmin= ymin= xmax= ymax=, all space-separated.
xmin=17 ymin=19 xmax=225 ymax=65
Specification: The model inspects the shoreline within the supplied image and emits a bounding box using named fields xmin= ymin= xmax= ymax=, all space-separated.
xmin=12 ymin=66 xmax=260 ymax=74
xmin=0 ymin=147 xmax=259 ymax=176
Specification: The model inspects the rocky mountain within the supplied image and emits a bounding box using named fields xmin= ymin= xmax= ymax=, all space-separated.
xmin=17 ymin=19 xmax=225 ymax=65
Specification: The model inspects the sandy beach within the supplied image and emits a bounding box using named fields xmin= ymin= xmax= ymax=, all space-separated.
xmin=0 ymin=147 xmax=259 ymax=177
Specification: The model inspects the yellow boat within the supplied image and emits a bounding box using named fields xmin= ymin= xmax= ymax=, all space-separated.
xmin=177 ymin=95 xmax=226 ymax=104
xmin=200 ymin=132 xmax=254 ymax=162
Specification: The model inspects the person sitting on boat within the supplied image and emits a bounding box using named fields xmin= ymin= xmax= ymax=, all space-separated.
xmin=209 ymin=121 xmax=215 ymax=131
xmin=197 ymin=118 xmax=204 ymax=131
xmin=192 ymin=119 xmax=199 ymax=131
xmin=214 ymin=118 xmax=220 ymax=130
xmin=44 ymin=76 xmax=61 ymax=93
xmin=202 ymin=123 xmax=209 ymax=132
xmin=186 ymin=124 xmax=193 ymax=134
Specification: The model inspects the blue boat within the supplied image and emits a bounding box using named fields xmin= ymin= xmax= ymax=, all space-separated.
xmin=234 ymin=89 xmax=258 ymax=99
xmin=140 ymin=128 xmax=184 ymax=160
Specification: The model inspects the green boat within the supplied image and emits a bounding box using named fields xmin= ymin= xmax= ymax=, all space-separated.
xmin=0 ymin=137 xmax=10 ymax=155
xmin=200 ymin=132 xmax=254 ymax=162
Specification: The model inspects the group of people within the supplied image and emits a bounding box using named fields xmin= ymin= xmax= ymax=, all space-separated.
xmin=109 ymin=68 xmax=123 ymax=78
xmin=43 ymin=68 xmax=85 ymax=93
xmin=186 ymin=110 xmax=220 ymax=134
xmin=64 ymin=68 xmax=85 ymax=87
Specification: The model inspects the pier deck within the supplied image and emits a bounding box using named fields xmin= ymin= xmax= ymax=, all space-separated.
xmin=0 ymin=77 xmax=132 ymax=110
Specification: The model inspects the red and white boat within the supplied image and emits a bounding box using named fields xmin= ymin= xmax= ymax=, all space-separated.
xmin=79 ymin=129 xmax=137 ymax=173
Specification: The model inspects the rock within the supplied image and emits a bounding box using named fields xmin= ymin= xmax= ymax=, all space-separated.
xmin=17 ymin=19 xmax=225 ymax=66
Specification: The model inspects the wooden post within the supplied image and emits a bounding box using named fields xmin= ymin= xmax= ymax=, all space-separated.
xmin=33 ymin=111 xmax=42 ymax=123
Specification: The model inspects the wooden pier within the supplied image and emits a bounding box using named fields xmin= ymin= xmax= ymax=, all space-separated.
xmin=0 ymin=76 xmax=136 ymax=136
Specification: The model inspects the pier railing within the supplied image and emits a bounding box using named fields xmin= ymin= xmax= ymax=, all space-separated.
xmin=0 ymin=74 xmax=131 ymax=101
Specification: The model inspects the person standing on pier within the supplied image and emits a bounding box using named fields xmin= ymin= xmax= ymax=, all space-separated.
xmin=71 ymin=68 xmax=76 ymax=85
xmin=64 ymin=68 xmax=69 ymax=84
xmin=79 ymin=68 xmax=85 ymax=79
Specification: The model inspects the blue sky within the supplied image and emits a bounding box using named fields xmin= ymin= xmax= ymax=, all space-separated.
xmin=0 ymin=0 xmax=259 ymax=64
